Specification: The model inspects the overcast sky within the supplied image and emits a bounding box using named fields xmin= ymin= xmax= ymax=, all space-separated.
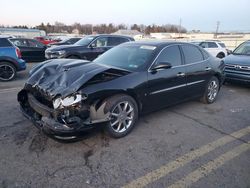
xmin=1 ymin=0 xmax=250 ymax=32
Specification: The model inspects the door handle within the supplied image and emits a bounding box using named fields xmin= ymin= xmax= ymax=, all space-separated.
xmin=205 ymin=67 xmax=212 ymax=71
xmin=177 ymin=72 xmax=185 ymax=77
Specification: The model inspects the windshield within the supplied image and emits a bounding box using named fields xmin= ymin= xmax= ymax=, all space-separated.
xmin=74 ymin=36 xmax=95 ymax=46
xmin=233 ymin=42 xmax=250 ymax=55
xmin=93 ymin=45 xmax=156 ymax=71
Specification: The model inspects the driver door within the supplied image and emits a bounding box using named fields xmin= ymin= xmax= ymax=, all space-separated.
xmin=146 ymin=45 xmax=187 ymax=111
xmin=86 ymin=37 xmax=109 ymax=61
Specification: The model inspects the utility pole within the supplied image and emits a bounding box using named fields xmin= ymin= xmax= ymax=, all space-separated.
xmin=215 ymin=21 xmax=220 ymax=38
xmin=179 ymin=18 xmax=182 ymax=38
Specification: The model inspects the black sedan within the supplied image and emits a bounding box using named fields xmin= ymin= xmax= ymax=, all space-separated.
xmin=45 ymin=34 xmax=134 ymax=61
xmin=224 ymin=40 xmax=250 ymax=83
xmin=10 ymin=38 xmax=46 ymax=62
xmin=18 ymin=41 xmax=225 ymax=140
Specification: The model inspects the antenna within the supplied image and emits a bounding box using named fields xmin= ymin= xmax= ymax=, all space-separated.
xmin=215 ymin=21 xmax=220 ymax=38
xmin=179 ymin=18 xmax=182 ymax=37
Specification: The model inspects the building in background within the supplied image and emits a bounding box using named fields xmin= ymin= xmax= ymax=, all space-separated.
xmin=112 ymin=29 xmax=143 ymax=39
xmin=0 ymin=28 xmax=46 ymax=38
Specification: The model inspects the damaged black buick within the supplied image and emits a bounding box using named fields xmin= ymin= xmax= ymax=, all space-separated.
xmin=18 ymin=41 xmax=225 ymax=140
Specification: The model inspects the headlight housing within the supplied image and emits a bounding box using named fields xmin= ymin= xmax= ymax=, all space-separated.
xmin=53 ymin=94 xmax=86 ymax=109
xmin=57 ymin=50 xmax=66 ymax=56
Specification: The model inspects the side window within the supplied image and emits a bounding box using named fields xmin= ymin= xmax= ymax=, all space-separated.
xmin=91 ymin=37 xmax=108 ymax=47
xmin=70 ymin=38 xmax=80 ymax=44
xmin=181 ymin=44 xmax=204 ymax=64
xmin=11 ymin=39 xmax=28 ymax=47
xmin=155 ymin=45 xmax=182 ymax=67
xmin=28 ymin=40 xmax=44 ymax=48
xmin=200 ymin=42 xmax=208 ymax=48
xmin=0 ymin=39 xmax=12 ymax=47
xmin=108 ymin=37 xmax=129 ymax=46
xmin=208 ymin=42 xmax=218 ymax=48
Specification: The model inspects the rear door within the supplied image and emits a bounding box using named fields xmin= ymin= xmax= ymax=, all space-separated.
xmin=27 ymin=39 xmax=46 ymax=62
xmin=180 ymin=44 xmax=212 ymax=98
xmin=146 ymin=45 xmax=187 ymax=110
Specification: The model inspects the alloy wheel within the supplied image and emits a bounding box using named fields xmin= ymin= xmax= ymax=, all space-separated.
xmin=0 ymin=64 xmax=15 ymax=81
xmin=110 ymin=101 xmax=134 ymax=133
xmin=207 ymin=80 xmax=219 ymax=102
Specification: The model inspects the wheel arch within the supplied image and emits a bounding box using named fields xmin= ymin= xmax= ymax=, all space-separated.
xmin=213 ymin=73 xmax=222 ymax=86
xmin=216 ymin=52 xmax=225 ymax=58
xmin=66 ymin=53 xmax=82 ymax=59
xmin=0 ymin=59 xmax=18 ymax=70
xmin=90 ymin=90 xmax=143 ymax=114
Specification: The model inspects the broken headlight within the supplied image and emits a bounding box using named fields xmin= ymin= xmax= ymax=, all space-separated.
xmin=53 ymin=94 xmax=86 ymax=109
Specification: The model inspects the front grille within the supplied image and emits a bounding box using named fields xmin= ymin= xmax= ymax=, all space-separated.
xmin=225 ymin=64 xmax=250 ymax=72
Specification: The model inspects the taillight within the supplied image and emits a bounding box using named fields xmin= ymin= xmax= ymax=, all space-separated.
xmin=15 ymin=47 xmax=22 ymax=59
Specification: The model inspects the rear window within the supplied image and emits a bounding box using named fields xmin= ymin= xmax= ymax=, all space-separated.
xmin=10 ymin=39 xmax=28 ymax=47
xmin=208 ymin=42 xmax=218 ymax=48
xmin=181 ymin=44 xmax=204 ymax=64
xmin=108 ymin=37 xmax=129 ymax=46
xmin=0 ymin=38 xmax=12 ymax=47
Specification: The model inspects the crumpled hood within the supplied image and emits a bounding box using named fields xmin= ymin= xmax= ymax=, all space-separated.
xmin=25 ymin=59 xmax=111 ymax=99
xmin=224 ymin=54 xmax=250 ymax=66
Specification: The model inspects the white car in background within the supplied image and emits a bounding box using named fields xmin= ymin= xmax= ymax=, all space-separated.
xmin=192 ymin=41 xmax=227 ymax=59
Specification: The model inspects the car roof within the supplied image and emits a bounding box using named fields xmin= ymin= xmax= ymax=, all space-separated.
xmin=88 ymin=34 xmax=134 ymax=39
xmin=9 ymin=38 xmax=32 ymax=40
xmin=0 ymin=36 xmax=11 ymax=39
xmin=123 ymin=40 xmax=191 ymax=47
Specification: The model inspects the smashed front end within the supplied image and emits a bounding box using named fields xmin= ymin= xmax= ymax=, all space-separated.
xmin=16 ymin=59 xmax=128 ymax=139
xmin=17 ymin=86 xmax=111 ymax=139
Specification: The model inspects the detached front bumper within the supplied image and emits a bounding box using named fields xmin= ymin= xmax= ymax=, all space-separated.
xmin=18 ymin=90 xmax=96 ymax=140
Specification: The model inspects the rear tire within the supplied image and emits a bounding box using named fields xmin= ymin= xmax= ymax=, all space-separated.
xmin=201 ymin=76 xmax=220 ymax=104
xmin=104 ymin=94 xmax=138 ymax=138
xmin=0 ymin=62 xmax=16 ymax=81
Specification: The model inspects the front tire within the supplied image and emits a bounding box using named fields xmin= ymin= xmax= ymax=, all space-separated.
xmin=0 ymin=62 xmax=16 ymax=81
xmin=201 ymin=76 xmax=220 ymax=104
xmin=104 ymin=94 xmax=138 ymax=138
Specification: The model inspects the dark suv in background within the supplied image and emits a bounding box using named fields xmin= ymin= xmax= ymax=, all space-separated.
xmin=45 ymin=34 xmax=134 ymax=61
xmin=0 ymin=37 xmax=26 ymax=81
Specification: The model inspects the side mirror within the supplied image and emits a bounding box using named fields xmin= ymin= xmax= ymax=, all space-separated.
xmin=151 ymin=62 xmax=172 ymax=71
xmin=89 ymin=43 xmax=96 ymax=48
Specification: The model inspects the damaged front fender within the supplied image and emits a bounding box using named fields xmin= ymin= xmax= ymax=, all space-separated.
xmin=88 ymin=101 xmax=111 ymax=124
